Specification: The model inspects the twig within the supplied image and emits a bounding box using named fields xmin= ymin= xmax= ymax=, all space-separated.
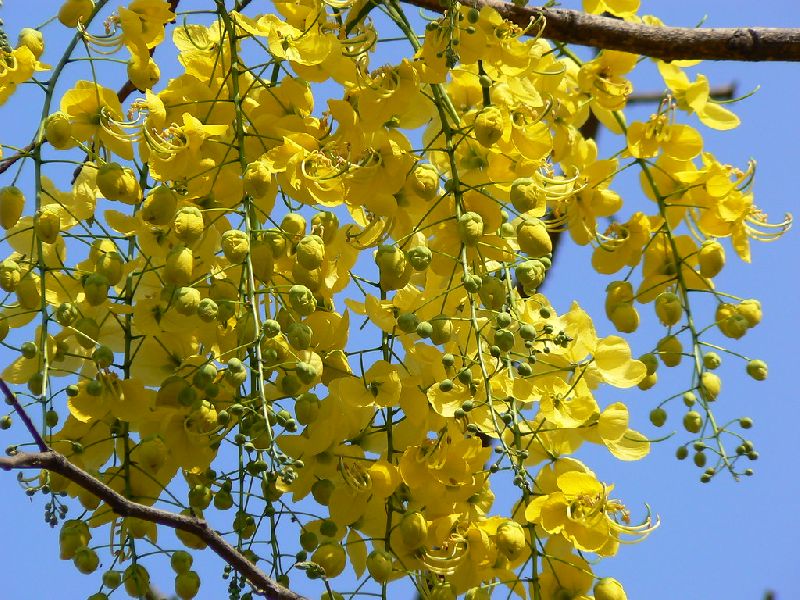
xmin=0 ymin=141 xmax=37 ymax=177
xmin=401 ymin=0 xmax=800 ymax=61
xmin=0 ymin=378 xmax=47 ymax=451
xmin=0 ymin=378 xmax=305 ymax=600
xmin=627 ymin=83 xmax=737 ymax=105
xmin=0 ymin=450 xmax=307 ymax=600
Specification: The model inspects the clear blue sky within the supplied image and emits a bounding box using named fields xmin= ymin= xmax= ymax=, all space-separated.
xmin=0 ymin=1 xmax=797 ymax=599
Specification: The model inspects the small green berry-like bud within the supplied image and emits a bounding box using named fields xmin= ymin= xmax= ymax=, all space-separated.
xmin=693 ymin=451 xmax=707 ymax=468
xmin=683 ymin=410 xmax=703 ymax=434
xmin=746 ymin=359 xmax=768 ymax=381
xmin=702 ymin=352 xmax=722 ymax=370
xmin=649 ymin=407 xmax=667 ymax=427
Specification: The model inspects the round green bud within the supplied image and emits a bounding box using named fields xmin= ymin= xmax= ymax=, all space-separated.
xmin=649 ymin=407 xmax=667 ymax=427
xmin=416 ymin=321 xmax=433 ymax=338
xmin=86 ymin=380 xmax=104 ymax=397
xmin=683 ymin=411 xmax=703 ymax=434
xmin=20 ymin=341 xmax=38 ymax=360
xmin=693 ymin=451 xmax=707 ymax=468
xmin=406 ymin=246 xmax=433 ymax=271
xmin=396 ymin=313 xmax=419 ymax=333
xmin=703 ymin=352 xmax=722 ymax=370
xmin=92 ymin=345 xmax=114 ymax=369
xmin=746 ymin=359 xmax=768 ymax=381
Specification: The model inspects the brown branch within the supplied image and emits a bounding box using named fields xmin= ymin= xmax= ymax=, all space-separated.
xmin=0 ymin=141 xmax=37 ymax=177
xmin=0 ymin=379 xmax=305 ymax=600
xmin=0 ymin=378 xmax=48 ymax=450
xmin=0 ymin=450 xmax=306 ymax=600
xmin=402 ymin=0 xmax=800 ymax=61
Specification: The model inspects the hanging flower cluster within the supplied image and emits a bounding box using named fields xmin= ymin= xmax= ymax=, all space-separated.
xmin=0 ymin=1 xmax=790 ymax=599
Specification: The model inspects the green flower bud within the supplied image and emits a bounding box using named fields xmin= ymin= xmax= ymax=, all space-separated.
xmin=457 ymin=212 xmax=484 ymax=245
xmin=396 ymin=312 xmax=419 ymax=333
xmin=703 ymin=352 xmax=722 ymax=370
xmin=34 ymin=206 xmax=61 ymax=244
xmin=683 ymin=410 xmax=703 ymax=434
xmin=96 ymin=162 xmax=140 ymax=204
xmin=649 ymin=407 xmax=667 ymax=427
xmin=174 ymin=206 xmax=205 ymax=245
xmin=510 ymin=178 xmax=544 ymax=215
xmin=516 ymin=219 xmax=552 ymax=258
xmin=44 ymin=112 xmax=73 ymax=150
xmin=221 ymin=229 xmax=250 ymax=264
xmin=288 ymin=284 xmax=316 ymax=316
xmin=285 ymin=322 xmax=312 ymax=350
xmin=0 ymin=186 xmax=24 ymax=230
xmin=654 ymin=291 xmax=682 ymax=326
xmin=698 ymin=240 xmax=725 ymax=278
xmin=746 ymin=359 xmax=768 ymax=381
xmin=473 ymin=106 xmax=504 ymax=147
xmin=295 ymin=235 xmax=326 ymax=270
xmin=142 ymin=185 xmax=177 ymax=226
xmin=407 ymin=246 xmax=433 ymax=271
xmin=594 ymin=577 xmax=628 ymax=600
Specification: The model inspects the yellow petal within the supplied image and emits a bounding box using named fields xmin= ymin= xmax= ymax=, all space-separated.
xmin=606 ymin=429 xmax=651 ymax=461
xmin=594 ymin=335 xmax=646 ymax=388
xmin=698 ymin=102 xmax=741 ymax=131
xmin=598 ymin=402 xmax=629 ymax=442
xmin=346 ymin=529 xmax=368 ymax=579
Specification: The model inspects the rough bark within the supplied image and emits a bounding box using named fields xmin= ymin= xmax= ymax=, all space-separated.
xmin=403 ymin=0 xmax=800 ymax=61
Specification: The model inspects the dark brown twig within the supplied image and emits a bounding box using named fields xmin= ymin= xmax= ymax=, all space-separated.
xmin=402 ymin=0 xmax=800 ymax=62
xmin=0 ymin=379 xmax=305 ymax=600
xmin=0 ymin=450 xmax=307 ymax=600
xmin=0 ymin=378 xmax=47 ymax=451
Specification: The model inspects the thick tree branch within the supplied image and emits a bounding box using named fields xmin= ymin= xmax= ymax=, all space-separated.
xmin=0 ymin=379 xmax=306 ymax=600
xmin=402 ymin=0 xmax=800 ymax=61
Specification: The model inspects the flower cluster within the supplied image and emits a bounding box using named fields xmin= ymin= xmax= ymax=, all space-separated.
xmin=0 ymin=1 xmax=789 ymax=599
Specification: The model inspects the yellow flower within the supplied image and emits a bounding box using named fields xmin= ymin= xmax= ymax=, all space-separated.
xmin=581 ymin=402 xmax=651 ymax=461
xmin=525 ymin=461 xmax=657 ymax=556
xmin=337 ymin=360 xmax=402 ymax=408
xmin=60 ymin=81 xmax=133 ymax=159
xmin=591 ymin=212 xmax=651 ymax=274
xmin=638 ymin=233 xmax=708 ymax=302
xmin=657 ymin=62 xmax=741 ymax=130
xmin=118 ymin=0 xmax=175 ymax=50
xmin=172 ymin=22 xmax=227 ymax=81
xmin=0 ymin=46 xmax=37 ymax=106
xmin=233 ymin=7 xmax=336 ymax=67
xmin=578 ymin=50 xmax=638 ymax=112
xmin=552 ymin=139 xmax=624 ymax=246
xmin=143 ymin=112 xmax=229 ymax=182
xmin=535 ymin=536 xmax=594 ymax=600
xmin=627 ymin=112 xmax=703 ymax=161
xmin=399 ymin=425 xmax=491 ymax=518
xmin=583 ymin=0 xmax=639 ymax=17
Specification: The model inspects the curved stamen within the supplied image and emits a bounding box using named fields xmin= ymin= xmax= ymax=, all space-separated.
xmin=78 ymin=21 xmax=124 ymax=55
xmin=419 ymin=535 xmax=469 ymax=575
xmin=338 ymin=458 xmax=372 ymax=492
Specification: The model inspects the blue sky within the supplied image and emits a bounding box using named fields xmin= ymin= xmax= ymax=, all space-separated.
xmin=0 ymin=1 xmax=797 ymax=599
